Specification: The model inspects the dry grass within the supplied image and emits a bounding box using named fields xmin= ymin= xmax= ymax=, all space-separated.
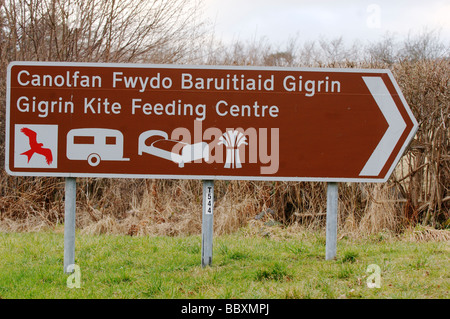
xmin=402 ymin=225 xmax=450 ymax=242
xmin=357 ymin=184 xmax=405 ymax=235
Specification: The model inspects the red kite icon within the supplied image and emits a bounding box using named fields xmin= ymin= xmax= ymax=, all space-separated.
xmin=20 ymin=127 xmax=53 ymax=165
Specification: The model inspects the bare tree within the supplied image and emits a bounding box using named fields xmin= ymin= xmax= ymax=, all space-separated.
xmin=366 ymin=33 xmax=398 ymax=66
xmin=0 ymin=0 xmax=206 ymax=63
xmin=317 ymin=36 xmax=360 ymax=65
xmin=400 ymin=28 xmax=448 ymax=61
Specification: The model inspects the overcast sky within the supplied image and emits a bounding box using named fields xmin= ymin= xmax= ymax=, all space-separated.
xmin=203 ymin=0 xmax=450 ymax=45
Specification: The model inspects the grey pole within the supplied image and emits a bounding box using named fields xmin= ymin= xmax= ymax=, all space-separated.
xmin=64 ymin=177 xmax=77 ymax=273
xmin=325 ymin=182 xmax=338 ymax=260
xmin=201 ymin=180 xmax=214 ymax=267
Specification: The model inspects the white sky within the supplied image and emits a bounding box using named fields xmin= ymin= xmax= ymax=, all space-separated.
xmin=203 ymin=0 xmax=450 ymax=45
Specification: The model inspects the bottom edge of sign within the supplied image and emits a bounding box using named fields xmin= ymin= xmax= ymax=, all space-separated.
xmin=4 ymin=170 xmax=389 ymax=183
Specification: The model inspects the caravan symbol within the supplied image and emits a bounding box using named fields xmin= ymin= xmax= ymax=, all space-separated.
xmin=66 ymin=128 xmax=130 ymax=166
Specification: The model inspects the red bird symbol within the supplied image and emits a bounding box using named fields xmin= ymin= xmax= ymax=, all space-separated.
xmin=20 ymin=127 xmax=53 ymax=165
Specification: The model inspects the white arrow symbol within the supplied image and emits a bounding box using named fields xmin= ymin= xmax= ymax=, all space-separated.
xmin=359 ymin=76 xmax=406 ymax=176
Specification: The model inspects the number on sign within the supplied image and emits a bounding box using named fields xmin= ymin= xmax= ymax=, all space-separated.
xmin=206 ymin=186 xmax=213 ymax=215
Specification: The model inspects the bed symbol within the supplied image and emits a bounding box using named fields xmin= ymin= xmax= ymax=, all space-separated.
xmin=138 ymin=130 xmax=209 ymax=168
xmin=67 ymin=128 xmax=130 ymax=166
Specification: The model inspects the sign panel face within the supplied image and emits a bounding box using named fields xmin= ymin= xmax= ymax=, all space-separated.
xmin=5 ymin=62 xmax=418 ymax=182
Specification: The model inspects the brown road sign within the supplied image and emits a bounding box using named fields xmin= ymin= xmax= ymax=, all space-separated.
xmin=5 ymin=61 xmax=418 ymax=182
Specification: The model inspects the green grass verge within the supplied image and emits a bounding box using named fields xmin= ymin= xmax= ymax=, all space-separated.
xmin=0 ymin=229 xmax=448 ymax=299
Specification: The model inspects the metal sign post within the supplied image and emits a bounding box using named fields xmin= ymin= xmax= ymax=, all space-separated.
xmin=63 ymin=177 xmax=76 ymax=273
xmin=201 ymin=180 xmax=214 ymax=267
xmin=325 ymin=182 xmax=338 ymax=260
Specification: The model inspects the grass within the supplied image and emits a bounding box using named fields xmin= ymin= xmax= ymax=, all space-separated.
xmin=0 ymin=227 xmax=449 ymax=299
